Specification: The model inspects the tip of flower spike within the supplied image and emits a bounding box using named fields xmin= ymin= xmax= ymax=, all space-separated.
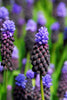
xmin=12 ymin=3 xmax=22 ymax=14
xmin=35 ymin=27 xmax=49 ymax=45
xmin=37 ymin=12 xmax=46 ymax=25
xmin=57 ymin=2 xmax=66 ymax=17
xmin=22 ymin=58 xmax=27 ymax=65
xmin=51 ymin=22 xmax=60 ymax=31
xmin=26 ymin=70 xmax=34 ymax=79
xmin=12 ymin=46 xmax=18 ymax=58
xmin=15 ymin=74 xmax=27 ymax=88
xmin=0 ymin=7 xmax=9 ymax=19
xmin=26 ymin=19 xmax=37 ymax=32
xmin=1 ymin=20 xmax=15 ymax=36
xmin=42 ymin=74 xmax=52 ymax=88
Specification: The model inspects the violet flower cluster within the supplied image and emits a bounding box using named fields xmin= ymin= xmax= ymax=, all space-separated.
xmin=37 ymin=12 xmax=46 ymax=25
xmin=42 ymin=74 xmax=52 ymax=88
xmin=26 ymin=19 xmax=37 ymax=32
xmin=1 ymin=20 xmax=15 ymax=36
xmin=26 ymin=70 xmax=34 ymax=79
xmin=0 ymin=7 xmax=9 ymax=20
xmin=35 ymin=27 xmax=49 ymax=45
xmin=15 ymin=74 xmax=27 ymax=88
xmin=51 ymin=22 xmax=60 ymax=31
xmin=12 ymin=3 xmax=22 ymax=14
xmin=57 ymin=2 xmax=66 ymax=17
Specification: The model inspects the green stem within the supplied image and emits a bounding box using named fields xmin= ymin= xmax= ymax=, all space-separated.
xmin=4 ymin=70 xmax=8 ymax=99
xmin=24 ymin=52 xmax=30 ymax=75
xmin=40 ymin=74 xmax=45 ymax=100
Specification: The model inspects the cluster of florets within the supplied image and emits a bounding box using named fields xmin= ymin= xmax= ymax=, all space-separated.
xmin=26 ymin=70 xmax=34 ymax=79
xmin=15 ymin=74 xmax=27 ymax=88
xmin=26 ymin=19 xmax=37 ymax=32
xmin=12 ymin=3 xmax=22 ymax=14
xmin=37 ymin=12 xmax=46 ymax=25
xmin=0 ymin=7 xmax=9 ymax=20
xmin=51 ymin=22 xmax=60 ymax=31
xmin=35 ymin=27 xmax=49 ymax=45
xmin=57 ymin=2 xmax=66 ymax=17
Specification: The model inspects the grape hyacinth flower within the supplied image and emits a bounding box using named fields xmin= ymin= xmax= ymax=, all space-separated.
xmin=11 ymin=46 xmax=19 ymax=70
xmin=13 ymin=74 xmax=27 ymax=100
xmin=64 ymin=27 xmax=67 ymax=46
xmin=12 ymin=3 xmax=22 ymax=14
xmin=25 ymin=19 xmax=37 ymax=53
xmin=57 ymin=61 xmax=67 ymax=98
xmin=0 ymin=62 xmax=3 ymax=83
xmin=57 ymin=2 xmax=66 ymax=17
xmin=51 ymin=22 xmax=60 ymax=43
xmin=35 ymin=74 xmax=40 ymax=87
xmin=1 ymin=20 xmax=15 ymax=70
xmin=21 ymin=58 xmax=27 ymax=74
xmin=0 ymin=7 xmax=9 ymax=20
xmin=37 ymin=12 xmax=46 ymax=31
xmin=56 ymin=2 xmax=66 ymax=32
xmin=31 ymin=27 xmax=50 ymax=76
xmin=43 ymin=74 xmax=52 ymax=100
xmin=26 ymin=69 xmax=34 ymax=79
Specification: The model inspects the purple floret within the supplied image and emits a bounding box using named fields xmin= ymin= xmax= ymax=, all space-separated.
xmin=12 ymin=3 xmax=22 ymax=14
xmin=18 ymin=18 xmax=25 ymax=25
xmin=26 ymin=19 xmax=37 ymax=32
xmin=35 ymin=27 xmax=49 ymax=45
xmin=62 ymin=61 xmax=67 ymax=73
xmin=51 ymin=22 xmax=60 ymax=31
xmin=22 ymin=58 xmax=27 ymax=65
xmin=15 ymin=74 xmax=27 ymax=88
xmin=37 ymin=12 xmax=46 ymax=25
xmin=12 ymin=46 xmax=18 ymax=59
xmin=42 ymin=74 xmax=52 ymax=88
xmin=0 ymin=7 xmax=9 ymax=19
xmin=2 ymin=20 xmax=15 ymax=35
xmin=0 ymin=62 xmax=3 ymax=72
xmin=57 ymin=2 xmax=66 ymax=17
xmin=26 ymin=70 xmax=34 ymax=79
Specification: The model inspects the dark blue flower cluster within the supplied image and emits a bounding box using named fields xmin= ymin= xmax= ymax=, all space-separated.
xmin=15 ymin=74 xmax=27 ymax=88
xmin=26 ymin=70 xmax=34 ymax=79
xmin=12 ymin=3 xmax=22 ymax=14
xmin=35 ymin=27 xmax=49 ymax=45
xmin=42 ymin=74 xmax=52 ymax=88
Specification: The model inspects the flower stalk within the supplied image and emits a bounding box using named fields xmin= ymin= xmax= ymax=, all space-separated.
xmin=40 ymin=74 xmax=45 ymax=100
